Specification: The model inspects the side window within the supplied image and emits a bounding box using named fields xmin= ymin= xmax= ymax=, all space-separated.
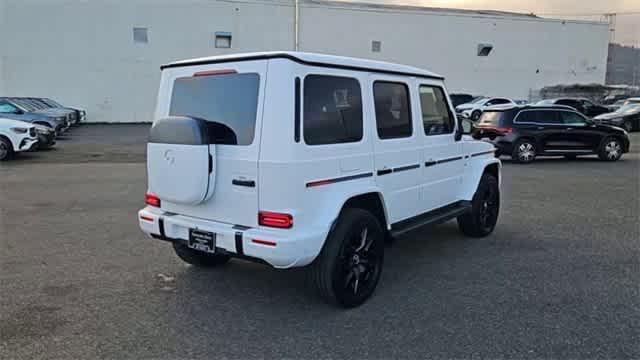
xmin=419 ymin=85 xmax=454 ymax=135
xmin=0 ymin=102 xmax=18 ymax=113
xmin=373 ymin=81 xmax=412 ymax=139
xmin=515 ymin=110 xmax=560 ymax=124
xmin=560 ymin=111 xmax=587 ymax=126
xmin=491 ymin=98 xmax=510 ymax=105
xmin=303 ymin=75 xmax=363 ymax=145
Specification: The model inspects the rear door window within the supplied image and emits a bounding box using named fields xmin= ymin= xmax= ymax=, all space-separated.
xmin=374 ymin=81 xmax=412 ymax=139
xmin=515 ymin=110 xmax=560 ymax=124
xmin=303 ymin=75 xmax=363 ymax=145
xmin=169 ymin=73 xmax=260 ymax=145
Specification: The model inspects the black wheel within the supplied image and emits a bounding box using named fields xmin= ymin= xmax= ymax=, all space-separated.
xmin=471 ymin=110 xmax=482 ymax=121
xmin=457 ymin=173 xmax=500 ymax=237
xmin=310 ymin=208 xmax=385 ymax=308
xmin=511 ymin=139 xmax=536 ymax=164
xmin=0 ymin=137 xmax=14 ymax=161
xmin=564 ymin=154 xmax=577 ymax=160
xmin=622 ymin=120 xmax=633 ymax=132
xmin=172 ymin=242 xmax=231 ymax=267
xmin=598 ymin=137 xmax=623 ymax=161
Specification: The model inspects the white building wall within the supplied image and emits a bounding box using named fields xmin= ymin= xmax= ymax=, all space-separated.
xmin=0 ymin=0 xmax=609 ymax=123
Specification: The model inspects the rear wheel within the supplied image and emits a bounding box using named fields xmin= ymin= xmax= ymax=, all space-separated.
xmin=310 ymin=208 xmax=385 ymax=308
xmin=172 ymin=242 xmax=231 ymax=267
xmin=471 ymin=110 xmax=482 ymax=121
xmin=457 ymin=173 xmax=500 ymax=237
xmin=511 ymin=139 xmax=536 ymax=164
xmin=598 ymin=137 xmax=623 ymax=161
xmin=0 ymin=137 xmax=14 ymax=161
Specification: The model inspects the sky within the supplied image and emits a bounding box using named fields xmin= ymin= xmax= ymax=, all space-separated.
xmin=348 ymin=0 xmax=639 ymax=46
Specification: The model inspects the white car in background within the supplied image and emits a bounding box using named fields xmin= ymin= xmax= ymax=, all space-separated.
xmin=456 ymin=97 xmax=517 ymax=121
xmin=0 ymin=118 xmax=39 ymax=160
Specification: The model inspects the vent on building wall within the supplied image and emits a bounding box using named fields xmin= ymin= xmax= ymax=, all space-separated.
xmin=215 ymin=32 xmax=232 ymax=48
xmin=371 ymin=40 xmax=381 ymax=53
xmin=133 ymin=27 xmax=149 ymax=44
xmin=477 ymin=43 xmax=493 ymax=56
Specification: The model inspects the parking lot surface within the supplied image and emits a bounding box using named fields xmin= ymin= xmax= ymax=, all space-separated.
xmin=1 ymin=125 xmax=639 ymax=359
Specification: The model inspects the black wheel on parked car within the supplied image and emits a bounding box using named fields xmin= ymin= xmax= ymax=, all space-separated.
xmin=0 ymin=137 xmax=14 ymax=161
xmin=622 ymin=120 xmax=633 ymax=132
xmin=471 ymin=110 xmax=482 ymax=121
xmin=310 ymin=208 xmax=385 ymax=308
xmin=598 ymin=137 xmax=623 ymax=161
xmin=511 ymin=139 xmax=536 ymax=164
xmin=457 ymin=173 xmax=500 ymax=237
xmin=172 ymin=242 xmax=231 ymax=267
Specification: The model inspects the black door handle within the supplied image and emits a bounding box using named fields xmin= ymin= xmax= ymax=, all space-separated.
xmin=232 ymin=179 xmax=255 ymax=187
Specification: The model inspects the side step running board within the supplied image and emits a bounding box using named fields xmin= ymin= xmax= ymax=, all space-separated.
xmin=390 ymin=201 xmax=472 ymax=238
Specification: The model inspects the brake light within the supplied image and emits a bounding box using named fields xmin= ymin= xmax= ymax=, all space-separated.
xmin=145 ymin=192 xmax=161 ymax=207
xmin=494 ymin=127 xmax=512 ymax=133
xmin=258 ymin=211 xmax=293 ymax=229
xmin=193 ymin=69 xmax=237 ymax=77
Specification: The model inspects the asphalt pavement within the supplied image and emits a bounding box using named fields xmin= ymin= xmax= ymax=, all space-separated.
xmin=1 ymin=125 xmax=639 ymax=359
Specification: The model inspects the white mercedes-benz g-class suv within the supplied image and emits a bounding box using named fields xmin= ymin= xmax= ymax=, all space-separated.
xmin=139 ymin=52 xmax=501 ymax=307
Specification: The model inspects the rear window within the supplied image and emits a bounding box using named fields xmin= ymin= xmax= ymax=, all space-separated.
xmin=477 ymin=111 xmax=512 ymax=126
xmin=169 ymin=73 xmax=260 ymax=145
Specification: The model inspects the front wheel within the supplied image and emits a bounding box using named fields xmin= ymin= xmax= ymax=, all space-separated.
xmin=471 ymin=110 xmax=482 ymax=121
xmin=457 ymin=173 xmax=500 ymax=237
xmin=598 ymin=137 xmax=623 ymax=161
xmin=310 ymin=208 xmax=385 ymax=308
xmin=0 ymin=137 xmax=14 ymax=161
xmin=172 ymin=242 xmax=231 ymax=267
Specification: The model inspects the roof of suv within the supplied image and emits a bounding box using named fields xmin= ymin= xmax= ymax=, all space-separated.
xmin=161 ymin=51 xmax=444 ymax=80
xmin=483 ymin=104 xmax=578 ymax=112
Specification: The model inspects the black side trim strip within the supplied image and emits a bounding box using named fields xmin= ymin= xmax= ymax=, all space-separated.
xmin=294 ymin=77 xmax=301 ymax=142
xmin=437 ymin=156 xmax=463 ymax=164
xmin=208 ymin=154 xmax=213 ymax=173
xmin=158 ymin=218 xmax=166 ymax=238
xmin=232 ymin=224 xmax=251 ymax=231
xmin=394 ymin=164 xmax=420 ymax=173
xmin=235 ymin=231 xmax=244 ymax=256
xmin=306 ymin=172 xmax=373 ymax=187
xmin=232 ymin=179 xmax=256 ymax=187
xmin=471 ymin=149 xmax=496 ymax=157
xmin=424 ymin=160 xmax=437 ymax=167
xmin=377 ymin=169 xmax=393 ymax=176
xmin=161 ymin=53 xmax=444 ymax=80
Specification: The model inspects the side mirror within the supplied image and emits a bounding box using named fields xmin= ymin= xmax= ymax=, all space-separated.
xmin=13 ymin=109 xmax=24 ymax=115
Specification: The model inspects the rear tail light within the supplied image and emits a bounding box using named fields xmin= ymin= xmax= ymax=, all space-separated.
xmin=252 ymin=239 xmax=277 ymax=247
xmin=258 ymin=211 xmax=293 ymax=229
xmin=145 ymin=192 xmax=161 ymax=207
xmin=494 ymin=127 xmax=512 ymax=133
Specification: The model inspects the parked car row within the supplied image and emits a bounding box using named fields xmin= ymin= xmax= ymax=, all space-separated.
xmin=0 ymin=97 xmax=86 ymax=160
xmin=453 ymin=94 xmax=640 ymax=133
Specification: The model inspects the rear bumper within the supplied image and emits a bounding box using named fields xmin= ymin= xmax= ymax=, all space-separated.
xmin=138 ymin=207 xmax=327 ymax=269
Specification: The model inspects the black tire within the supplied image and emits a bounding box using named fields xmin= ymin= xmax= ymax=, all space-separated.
xmin=622 ymin=120 xmax=633 ymax=132
xmin=511 ymin=139 xmax=536 ymax=164
xmin=0 ymin=137 xmax=14 ymax=161
xmin=598 ymin=137 xmax=623 ymax=161
xmin=172 ymin=242 xmax=231 ymax=267
xmin=310 ymin=208 xmax=385 ymax=308
xmin=457 ymin=173 xmax=500 ymax=237
xmin=471 ymin=110 xmax=482 ymax=121
xmin=564 ymin=154 xmax=577 ymax=160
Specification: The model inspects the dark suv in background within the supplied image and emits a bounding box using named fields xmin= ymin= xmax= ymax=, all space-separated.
xmin=536 ymin=98 xmax=610 ymax=117
xmin=472 ymin=105 xmax=630 ymax=163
